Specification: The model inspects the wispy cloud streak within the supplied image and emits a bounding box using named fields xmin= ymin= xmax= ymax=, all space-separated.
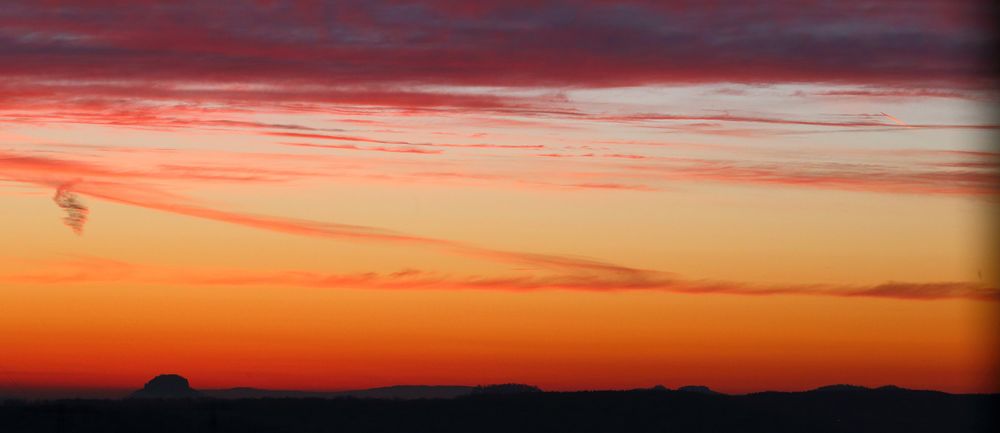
xmin=4 ymin=256 xmax=995 ymax=302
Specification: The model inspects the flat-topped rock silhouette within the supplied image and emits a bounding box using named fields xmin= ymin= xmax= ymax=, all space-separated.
xmin=129 ymin=374 xmax=202 ymax=399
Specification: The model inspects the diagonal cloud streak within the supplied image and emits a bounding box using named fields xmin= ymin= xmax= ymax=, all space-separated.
xmin=1 ymin=151 xmax=648 ymax=275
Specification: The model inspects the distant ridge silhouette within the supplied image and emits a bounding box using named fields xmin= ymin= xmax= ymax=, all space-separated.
xmin=4 ymin=380 xmax=994 ymax=433
xmin=207 ymin=384 xmax=544 ymax=400
xmin=11 ymin=374 xmax=983 ymax=401
xmin=205 ymin=385 xmax=482 ymax=400
xmin=677 ymin=385 xmax=720 ymax=395
xmin=120 ymin=374 xmax=546 ymax=400
xmin=114 ymin=374 xmax=981 ymax=401
xmin=471 ymin=384 xmax=542 ymax=395
xmin=812 ymin=384 xmax=875 ymax=393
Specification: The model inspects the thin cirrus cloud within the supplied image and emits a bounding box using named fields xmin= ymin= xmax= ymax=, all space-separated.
xmin=4 ymin=255 xmax=996 ymax=302
xmin=598 ymin=113 xmax=1000 ymax=131
xmin=267 ymin=131 xmax=546 ymax=150
xmin=627 ymin=158 xmax=1000 ymax=196
xmin=5 ymin=140 xmax=998 ymax=206
xmin=4 ymin=87 xmax=997 ymax=138
xmin=3 ymin=136 xmax=998 ymax=215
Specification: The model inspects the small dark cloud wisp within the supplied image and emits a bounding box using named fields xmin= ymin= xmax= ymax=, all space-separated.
xmin=53 ymin=184 xmax=89 ymax=235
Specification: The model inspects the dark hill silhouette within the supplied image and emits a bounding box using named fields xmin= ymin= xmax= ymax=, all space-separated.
xmin=677 ymin=385 xmax=720 ymax=395
xmin=812 ymin=384 xmax=877 ymax=393
xmin=129 ymin=374 xmax=203 ymax=399
xmin=340 ymin=385 xmax=480 ymax=399
xmin=472 ymin=383 xmax=542 ymax=395
xmin=125 ymin=374 xmax=536 ymax=400
xmin=1 ymin=385 xmax=994 ymax=433
xmin=205 ymin=385 xmax=480 ymax=400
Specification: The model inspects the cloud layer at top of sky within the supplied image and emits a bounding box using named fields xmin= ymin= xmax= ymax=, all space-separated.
xmin=0 ymin=0 xmax=994 ymax=92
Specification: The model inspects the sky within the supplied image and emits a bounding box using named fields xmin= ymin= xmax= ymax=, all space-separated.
xmin=1 ymin=0 xmax=998 ymax=397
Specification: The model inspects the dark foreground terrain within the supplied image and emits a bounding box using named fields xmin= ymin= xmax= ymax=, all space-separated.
xmin=1 ymin=387 xmax=995 ymax=433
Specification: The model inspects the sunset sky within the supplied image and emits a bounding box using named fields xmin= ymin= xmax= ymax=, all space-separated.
xmin=1 ymin=0 xmax=998 ymax=397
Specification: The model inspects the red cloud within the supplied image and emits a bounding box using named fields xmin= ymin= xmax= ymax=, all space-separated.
xmin=0 ymin=0 xmax=993 ymax=114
